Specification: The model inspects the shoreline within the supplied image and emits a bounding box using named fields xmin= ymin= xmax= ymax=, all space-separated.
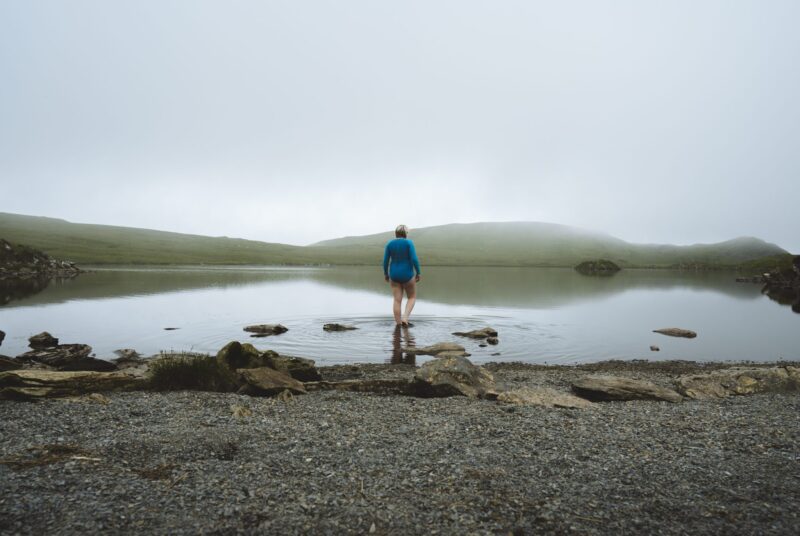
xmin=2 ymin=360 xmax=799 ymax=534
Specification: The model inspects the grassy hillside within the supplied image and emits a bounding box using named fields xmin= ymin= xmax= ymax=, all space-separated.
xmin=0 ymin=213 xmax=790 ymax=268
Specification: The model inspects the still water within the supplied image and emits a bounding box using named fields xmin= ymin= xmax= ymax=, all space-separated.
xmin=0 ymin=266 xmax=797 ymax=364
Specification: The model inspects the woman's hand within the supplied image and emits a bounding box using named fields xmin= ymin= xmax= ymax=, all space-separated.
xmin=415 ymin=274 xmax=421 ymax=283
xmin=385 ymin=275 xmax=390 ymax=283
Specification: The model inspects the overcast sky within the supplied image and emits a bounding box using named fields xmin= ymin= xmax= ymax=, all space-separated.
xmin=1 ymin=1 xmax=798 ymax=250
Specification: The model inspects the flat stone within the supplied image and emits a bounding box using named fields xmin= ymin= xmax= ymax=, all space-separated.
xmin=410 ymin=355 xmax=496 ymax=399
xmin=653 ymin=328 xmax=697 ymax=339
xmin=323 ymin=323 xmax=358 ymax=332
xmin=0 ymin=369 xmax=145 ymax=400
xmin=28 ymin=331 xmax=58 ymax=349
xmin=572 ymin=375 xmax=683 ymax=403
xmin=237 ymin=367 xmax=306 ymax=397
xmin=243 ymin=324 xmax=288 ymax=336
xmin=404 ymin=342 xmax=468 ymax=357
xmin=17 ymin=344 xmax=116 ymax=372
xmin=497 ymin=387 xmax=592 ymax=409
xmin=452 ymin=327 xmax=498 ymax=339
xmin=675 ymin=366 xmax=800 ymax=399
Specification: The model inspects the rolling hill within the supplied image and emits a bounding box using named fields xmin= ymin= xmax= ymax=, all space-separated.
xmin=0 ymin=212 xmax=790 ymax=268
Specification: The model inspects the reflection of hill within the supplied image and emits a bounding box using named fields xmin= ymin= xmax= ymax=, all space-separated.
xmin=0 ymin=266 xmax=762 ymax=310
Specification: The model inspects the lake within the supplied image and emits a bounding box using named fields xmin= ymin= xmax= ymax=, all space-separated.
xmin=0 ymin=266 xmax=797 ymax=364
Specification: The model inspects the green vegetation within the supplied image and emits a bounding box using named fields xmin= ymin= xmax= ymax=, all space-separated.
xmin=574 ymin=259 xmax=622 ymax=275
xmin=147 ymin=352 xmax=236 ymax=392
xmin=0 ymin=212 xmax=790 ymax=269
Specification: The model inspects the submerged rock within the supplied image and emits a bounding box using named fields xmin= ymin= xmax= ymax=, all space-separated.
xmin=675 ymin=366 xmax=800 ymax=399
xmin=452 ymin=327 xmax=498 ymax=339
xmin=237 ymin=367 xmax=306 ymax=397
xmin=571 ymin=375 xmax=683 ymax=403
xmin=486 ymin=336 xmax=499 ymax=345
xmin=0 ymin=369 xmax=145 ymax=400
xmin=243 ymin=324 xmax=288 ymax=337
xmin=323 ymin=323 xmax=358 ymax=332
xmin=650 ymin=346 xmax=660 ymax=352
xmin=653 ymin=328 xmax=697 ymax=339
xmin=410 ymin=355 xmax=496 ymax=398
xmin=404 ymin=342 xmax=468 ymax=357
xmin=497 ymin=387 xmax=591 ymax=409
xmin=28 ymin=331 xmax=58 ymax=349
xmin=17 ymin=344 xmax=116 ymax=372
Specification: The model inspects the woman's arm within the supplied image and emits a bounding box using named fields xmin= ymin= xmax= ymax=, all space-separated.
xmin=383 ymin=243 xmax=391 ymax=279
xmin=410 ymin=240 xmax=421 ymax=276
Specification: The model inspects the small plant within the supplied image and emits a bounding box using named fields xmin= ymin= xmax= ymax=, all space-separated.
xmin=147 ymin=352 xmax=236 ymax=392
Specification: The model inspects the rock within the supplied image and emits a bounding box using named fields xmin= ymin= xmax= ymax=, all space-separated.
xmin=0 ymin=329 xmax=4 ymax=346
xmin=574 ymin=259 xmax=621 ymax=275
xmin=323 ymin=323 xmax=358 ymax=332
xmin=479 ymin=344 xmax=487 ymax=348
xmin=675 ymin=366 xmax=800 ymax=400
xmin=17 ymin=344 xmax=116 ymax=372
xmin=262 ymin=352 xmax=322 ymax=382
xmin=497 ymin=387 xmax=591 ymax=409
xmin=304 ymin=379 xmax=412 ymax=395
xmin=650 ymin=345 xmax=660 ymax=352
xmin=112 ymin=349 xmax=149 ymax=370
xmin=404 ymin=342 xmax=468 ymax=357
xmin=163 ymin=327 xmax=179 ymax=331
xmin=28 ymin=331 xmax=58 ymax=349
xmin=571 ymin=375 xmax=683 ymax=403
xmin=0 ymin=355 xmax=22 ymax=371
xmin=486 ymin=337 xmax=499 ymax=345
xmin=243 ymin=324 xmax=288 ymax=337
xmin=215 ymin=341 xmax=269 ymax=371
xmin=410 ymin=355 xmax=496 ymax=398
xmin=653 ymin=328 xmax=697 ymax=339
xmin=237 ymin=367 xmax=306 ymax=397
xmin=0 ymin=369 xmax=145 ymax=400
xmin=0 ymin=239 xmax=82 ymax=280
xmin=452 ymin=327 xmax=498 ymax=339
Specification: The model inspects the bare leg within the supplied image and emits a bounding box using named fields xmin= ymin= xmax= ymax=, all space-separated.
xmin=391 ymin=281 xmax=403 ymax=325
xmin=402 ymin=279 xmax=417 ymax=324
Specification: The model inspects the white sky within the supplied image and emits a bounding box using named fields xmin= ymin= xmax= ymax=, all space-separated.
xmin=1 ymin=0 xmax=798 ymax=250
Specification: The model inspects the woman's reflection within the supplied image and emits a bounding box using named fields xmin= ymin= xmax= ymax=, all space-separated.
xmin=390 ymin=324 xmax=416 ymax=364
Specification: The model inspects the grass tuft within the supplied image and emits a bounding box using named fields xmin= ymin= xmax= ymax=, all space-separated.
xmin=147 ymin=352 xmax=236 ymax=392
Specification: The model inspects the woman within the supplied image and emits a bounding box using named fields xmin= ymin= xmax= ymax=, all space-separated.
xmin=383 ymin=224 xmax=421 ymax=326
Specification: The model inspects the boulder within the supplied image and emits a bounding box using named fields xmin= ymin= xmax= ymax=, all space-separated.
xmin=675 ymin=366 xmax=800 ymax=400
xmin=571 ymin=375 xmax=683 ymax=403
xmin=0 ymin=369 xmax=145 ymax=400
xmin=653 ymin=328 xmax=697 ymax=339
xmin=0 ymin=329 xmax=4 ymax=346
xmin=216 ymin=341 xmax=269 ymax=371
xmin=28 ymin=331 xmax=58 ymax=349
xmin=650 ymin=346 xmax=660 ymax=352
xmin=452 ymin=327 xmax=498 ymax=339
xmin=0 ymin=355 xmax=22 ymax=371
xmin=243 ymin=324 xmax=288 ymax=337
xmin=410 ymin=355 xmax=496 ymax=398
xmin=237 ymin=367 xmax=306 ymax=397
xmin=323 ymin=323 xmax=358 ymax=332
xmin=404 ymin=342 xmax=468 ymax=357
xmin=17 ymin=344 xmax=116 ymax=372
xmin=262 ymin=352 xmax=322 ymax=382
xmin=112 ymin=349 xmax=149 ymax=370
xmin=497 ymin=387 xmax=591 ymax=409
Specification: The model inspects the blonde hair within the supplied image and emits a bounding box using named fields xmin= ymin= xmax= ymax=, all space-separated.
xmin=395 ymin=224 xmax=408 ymax=238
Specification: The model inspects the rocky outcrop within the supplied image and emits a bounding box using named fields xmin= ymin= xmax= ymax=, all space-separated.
xmin=571 ymin=375 xmax=683 ymax=403
xmin=237 ymin=367 xmax=307 ymax=397
xmin=323 ymin=323 xmax=358 ymax=332
xmin=28 ymin=332 xmax=58 ymax=349
xmin=410 ymin=355 xmax=496 ymax=398
xmin=497 ymin=387 xmax=591 ymax=409
xmin=216 ymin=341 xmax=270 ymax=371
xmin=0 ymin=369 xmax=145 ymax=400
xmin=653 ymin=328 xmax=697 ymax=339
xmin=0 ymin=239 xmax=82 ymax=280
xmin=574 ymin=259 xmax=621 ymax=275
xmin=243 ymin=324 xmax=288 ymax=337
xmin=404 ymin=342 xmax=468 ymax=357
xmin=675 ymin=366 xmax=800 ymax=399
xmin=0 ymin=356 xmax=22 ymax=371
xmin=261 ymin=352 xmax=322 ymax=382
xmin=18 ymin=343 xmax=116 ymax=372
xmin=452 ymin=327 xmax=497 ymax=339
xmin=0 ymin=329 xmax=5 ymax=346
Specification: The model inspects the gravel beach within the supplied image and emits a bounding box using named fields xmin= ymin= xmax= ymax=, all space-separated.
xmin=2 ymin=361 xmax=799 ymax=535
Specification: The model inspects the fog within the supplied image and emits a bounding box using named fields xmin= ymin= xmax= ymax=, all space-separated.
xmin=1 ymin=0 xmax=798 ymax=251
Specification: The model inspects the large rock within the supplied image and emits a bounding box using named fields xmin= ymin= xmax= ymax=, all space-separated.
xmin=452 ymin=327 xmax=498 ymax=339
xmin=404 ymin=342 xmax=468 ymax=357
xmin=243 ymin=324 xmax=288 ymax=337
xmin=216 ymin=341 xmax=269 ymax=371
xmin=571 ymin=375 xmax=683 ymax=403
xmin=237 ymin=367 xmax=307 ymax=397
xmin=262 ymin=352 xmax=321 ymax=382
xmin=0 ymin=329 xmax=5 ymax=346
xmin=497 ymin=387 xmax=591 ymax=409
xmin=17 ymin=344 xmax=116 ymax=372
xmin=0 ymin=369 xmax=145 ymax=400
xmin=675 ymin=366 xmax=800 ymax=399
xmin=323 ymin=323 xmax=358 ymax=332
xmin=653 ymin=328 xmax=697 ymax=339
xmin=410 ymin=355 xmax=496 ymax=398
xmin=28 ymin=331 xmax=58 ymax=349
